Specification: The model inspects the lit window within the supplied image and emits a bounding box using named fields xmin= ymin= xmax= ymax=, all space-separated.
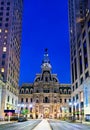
xmin=1 ymin=68 xmax=4 ymax=72
xmin=5 ymin=29 xmax=8 ymax=33
xmin=4 ymin=36 xmax=7 ymax=39
xmin=3 ymin=47 xmax=7 ymax=52
xmin=3 ymin=42 xmax=6 ymax=45
xmin=0 ymin=29 xmax=2 ymax=33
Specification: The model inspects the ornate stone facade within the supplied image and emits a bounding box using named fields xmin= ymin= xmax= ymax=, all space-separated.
xmin=19 ymin=49 xmax=71 ymax=119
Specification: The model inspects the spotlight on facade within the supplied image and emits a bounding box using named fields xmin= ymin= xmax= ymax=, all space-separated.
xmin=29 ymin=104 xmax=33 ymax=108
xmin=74 ymin=102 xmax=77 ymax=106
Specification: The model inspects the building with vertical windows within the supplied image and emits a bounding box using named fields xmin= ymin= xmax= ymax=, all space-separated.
xmin=68 ymin=0 xmax=90 ymax=121
xmin=0 ymin=0 xmax=23 ymax=119
xmin=18 ymin=49 xmax=71 ymax=119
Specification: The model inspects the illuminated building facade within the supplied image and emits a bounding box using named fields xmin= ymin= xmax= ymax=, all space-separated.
xmin=0 ymin=0 xmax=23 ymax=119
xmin=68 ymin=0 xmax=90 ymax=120
xmin=19 ymin=49 xmax=71 ymax=119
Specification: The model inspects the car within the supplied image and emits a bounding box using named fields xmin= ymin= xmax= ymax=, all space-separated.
xmin=18 ymin=117 xmax=27 ymax=122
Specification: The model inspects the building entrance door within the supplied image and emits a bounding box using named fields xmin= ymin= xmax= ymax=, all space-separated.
xmin=44 ymin=108 xmax=49 ymax=118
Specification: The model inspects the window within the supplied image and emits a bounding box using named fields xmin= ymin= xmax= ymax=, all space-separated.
xmin=4 ymin=36 xmax=7 ymax=39
xmin=5 ymin=29 xmax=8 ymax=33
xmin=6 ymin=18 xmax=9 ymax=21
xmin=72 ymin=63 xmax=74 ymax=83
xmin=5 ymin=23 xmax=8 ymax=27
xmin=60 ymin=99 xmax=62 ymax=103
xmin=0 ymin=12 xmax=3 ymax=16
xmin=0 ymin=23 xmax=2 ymax=26
xmin=0 ymin=18 xmax=2 ymax=21
xmin=15 ymin=100 xmax=17 ymax=105
xmin=7 ymin=2 xmax=10 ymax=5
xmin=0 ymin=29 xmax=2 ymax=32
xmin=45 ymin=77 xmax=48 ymax=82
xmin=30 ymin=107 xmax=32 ymax=112
xmin=0 ymin=7 xmax=3 ymax=10
xmin=6 ymin=12 xmax=9 ymax=16
xmin=80 ymin=77 xmax=83 ymax=84
xmin=7 ymin=7 xmax=10 ymax=10
xmin=68 ymin=90 xmax=71 ymax=94
xmin=64 ymin=99 xmax=67 ymax=103
xmin=54 ymin=100 xmax=57 ymax=103
xmin=76 ymin=82 xmax=78 ymax=89
xmin=82 ymin=31 xmax=86 ymax=39
xmin=76 ymin=94 xmax=78 ymax=100
xmin=1 ymin=68 xmax=4 ymax=72
xmin=44 ymin=97 xmax=49 ymax=103
xmin=74 ymin=58 xmax=77 ymax=80
xmin=88 ymin=19 xmax=90 ymax=28
xmin=72 ymin=86 xmax=74 ymax=91
xmin=73 ymin=96 xmax=75 ymax=102
xmin=79 ymin=49 xmax=83 ymax=74
xmin=85 ymin=71 xmax=89 ymax=79
xmin=26 ymin=98 xmax=28 ymax=103
xmin=0 ymin=0 xmax=4 ymax=5
xmin=2 ymin=60 xmax=5 ymax=66
xmin=30 ymin=98 xmax=32 ymax=103
xmin=89 ymin=32 xmax=90 ymax=47
xmin=21 ymin=98 xmax=23 ymax=103
xmin=83 ymin=41 xmax=88 ymax=69
xmin=3 ymin=47 xmax=7 ymax=52
xmin=2 ymin=53 xmax=6 ymax=58
xmin=12 ymin=98 xmax=14 ymax=104
xmin=7 ymin=95 xmax=10 ymax=102
xmin=69 ymin=99 xmax=71 ymax=102
xmin=36 ymin=99 xmax=39 ymax=103
xmin=54 ymin=89 xmax=56 ymax=93
xmin=21 ymin=107 xmax=23 ymax=110
xmin=3 ymin=42 xmax=7 ymax=45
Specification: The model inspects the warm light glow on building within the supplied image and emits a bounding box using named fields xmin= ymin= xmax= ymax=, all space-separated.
xmin=5 ymin=29 xmax=8 ymax=33
xmin=3 ymin=47 xmax=7 ymax=52
xmin=1 ymin=68 xmax=4 ymax=73
xmin=0 ymin=29 xmax=2 ymax=33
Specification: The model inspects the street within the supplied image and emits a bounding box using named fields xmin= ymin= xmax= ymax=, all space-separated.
xmin=49 ymin=120 xmax=90 ymax=130
xmin=0 ymin=120 xmax=41 ymax=130
xmin=0 ymin=119 xmax=90 ymax=130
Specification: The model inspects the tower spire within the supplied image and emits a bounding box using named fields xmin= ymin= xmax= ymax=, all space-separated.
xmin=42 ymin=48 xmax=50 ymax=64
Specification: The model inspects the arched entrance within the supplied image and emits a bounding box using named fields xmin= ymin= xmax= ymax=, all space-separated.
xmin=44 ymin=108 xmax=49 ymax=118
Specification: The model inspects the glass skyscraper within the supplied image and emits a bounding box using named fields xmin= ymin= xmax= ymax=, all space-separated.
xmin=68 ymin=0 xmax=90 ymax=121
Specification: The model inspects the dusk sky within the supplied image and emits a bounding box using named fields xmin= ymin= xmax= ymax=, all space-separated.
xmin=19 ymin=0 xmax=71 ymax=85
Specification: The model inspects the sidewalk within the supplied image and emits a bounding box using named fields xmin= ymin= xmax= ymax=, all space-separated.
xmin=33 ymin=119 xmax=51 ymax=130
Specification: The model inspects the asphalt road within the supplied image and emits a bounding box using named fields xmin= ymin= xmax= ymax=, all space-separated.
xmin=0 ymin=119 xmax=90 ymax=130
xmin=0 ymin=120 xmax=41 ymax=130
xmin=49 ymin=120 xmax=90 ymax=130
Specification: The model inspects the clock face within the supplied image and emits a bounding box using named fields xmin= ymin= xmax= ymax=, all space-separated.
xmin=43 ymin=63 xmax=51 ymax=68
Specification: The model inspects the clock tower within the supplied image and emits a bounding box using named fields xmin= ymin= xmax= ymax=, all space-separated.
xmin=41 ymin=48 xmax=52 ymax=73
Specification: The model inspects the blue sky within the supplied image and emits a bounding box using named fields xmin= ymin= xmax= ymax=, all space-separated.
xmin=19 ymin=0 xmax=71 ymax=85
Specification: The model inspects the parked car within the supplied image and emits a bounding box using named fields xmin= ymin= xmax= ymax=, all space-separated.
xmin=18 ymin=117 xmax=27 ymax=122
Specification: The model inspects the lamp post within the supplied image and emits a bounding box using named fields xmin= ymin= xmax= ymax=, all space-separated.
xmin=17 ymin=104 xmax=21 ymax=118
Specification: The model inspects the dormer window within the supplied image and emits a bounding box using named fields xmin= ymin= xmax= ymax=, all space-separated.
xmin=45 ymin=77 xmax=48 ymax=82
xmin=21 ymin=89 xmax=24 ymax=93
xmin=26 ymin=89 xmax=29 ymax=94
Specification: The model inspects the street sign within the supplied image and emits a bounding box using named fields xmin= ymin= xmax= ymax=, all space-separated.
xmin=4 ymin=110 xmax=15 ymax=113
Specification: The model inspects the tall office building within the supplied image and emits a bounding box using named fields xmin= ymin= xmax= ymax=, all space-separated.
xmin=0 ymin=0 xmax=23 ymax=118
xmin=68 ymin=0 xmax=90 ymax=120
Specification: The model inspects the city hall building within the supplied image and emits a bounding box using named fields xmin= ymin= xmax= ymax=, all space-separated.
xmin=19 ymin=49 xmax=71 ymax=119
